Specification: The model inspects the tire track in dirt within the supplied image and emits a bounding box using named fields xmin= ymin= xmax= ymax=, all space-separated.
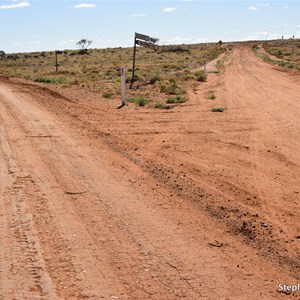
xmin=0 ymin=81 xmax=242 ymax=299
xmin=0 ymin=85 xmax=125 ymax=299
xmin=0 ymin=113 xmax=59 ymax=299
xmin=1 ymin=44 xmax=299 ymax=299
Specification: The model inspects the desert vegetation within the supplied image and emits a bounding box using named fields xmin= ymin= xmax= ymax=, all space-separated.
xmin=253 ymin=39 xmax=300 ymax=71
xmin=0 ymin=43 xmax=227 ymax=106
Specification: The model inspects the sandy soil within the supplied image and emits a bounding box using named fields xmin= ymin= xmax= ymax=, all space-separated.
xmin=0 ymin=45 xmax=299 ymax=299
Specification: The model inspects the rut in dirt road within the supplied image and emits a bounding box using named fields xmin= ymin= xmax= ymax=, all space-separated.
xmin=0 ymin=45 xmax=299 ymax=300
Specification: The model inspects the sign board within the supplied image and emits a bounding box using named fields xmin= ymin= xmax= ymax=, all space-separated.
xmin=136 ymin=39 xmax=159 ymax=51
xmin=135 ymin=33 xmax=150 ymax=42
xmin=130 ymin=32 xmax=159 ymax=89
xmin=135 ymin=32 xmax=158 ymax=44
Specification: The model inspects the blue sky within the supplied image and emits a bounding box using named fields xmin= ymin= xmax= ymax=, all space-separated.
xmin=1 ymin=0 xmax=300 ymax=53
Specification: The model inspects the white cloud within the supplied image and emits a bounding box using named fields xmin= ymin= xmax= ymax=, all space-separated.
xmin=163 ymin=7 xmax=176 ymax=13
xmin=29 ymin=41 xmax=41 ymax=44
xmin=127 ymin=13 xmax=146 ymax=17
xmin=74 ymin=4 xmax=96 ymax=9
xmin=283 ymin=6 xmax=289 ymax=9
xmin=0 ymin=1 xmax=30 ymax=9
xmin=248 ymin=6 xmax=257 ymax=11
xmin=297 ymin=25 xmax=300 ymax=28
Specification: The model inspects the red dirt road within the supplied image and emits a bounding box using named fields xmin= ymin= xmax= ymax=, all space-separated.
xmin=0 ymin=45 xmax=299 ymax=299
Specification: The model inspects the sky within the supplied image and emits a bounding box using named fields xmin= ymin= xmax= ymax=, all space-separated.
xmin=0 ymin=0 xmax=300 ymax=53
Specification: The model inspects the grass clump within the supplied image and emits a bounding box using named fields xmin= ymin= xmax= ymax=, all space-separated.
xmin=166 ymin=96 xmax=186 ymax=104
xmin=154 ymin=102 xmax=172 ymax=109
xmin=160 ymin=78 xmax=184 ymax=95
xmin=35 ymin=77 xmax=52 ymax=83
xmin=34 ymin=76 xmax=66 ymax=84
xmin=211 ymin=107 xmax=225 ymax=112
xmin=195 ymin=70 xmax=207 ymax=82
xmin=128 ymin=96 xmax=149 ymax=107
xmin=208 ymin=91 xmax=216 ymax=100
xmin=102 ymin=92 xmax=113 ymax=99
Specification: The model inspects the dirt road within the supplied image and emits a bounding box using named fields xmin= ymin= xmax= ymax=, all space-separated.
xmin=0 ymin=45 xmax=299 ymax=299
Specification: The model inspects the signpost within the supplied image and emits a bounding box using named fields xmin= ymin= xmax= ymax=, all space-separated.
xmin=121 ymin=67 xmax=126 ymax=107
xmin=55 ymin=50 xmax=58 ymax=73
xmin=30 ymin=58 xmax=35 ymax=81
xmin=130 ymin=32 xmax=159 ymax=89
xmin=204 ymin=61 xmax=207 ymax=78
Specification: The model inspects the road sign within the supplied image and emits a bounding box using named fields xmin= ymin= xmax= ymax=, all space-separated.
xmin=136 ymin=39 xmax=159 ymax=51
xmin=135 ymin=32 xmax=158 ymax=45
xmin=135 ymin=33 xmax=151 ymax=42
xmin=130 ymin=32 xmax=159 ymax=89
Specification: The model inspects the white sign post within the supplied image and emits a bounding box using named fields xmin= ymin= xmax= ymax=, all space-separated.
xmin=121 ymin=67 xmax=126 ymax=106
xmin=30 ymin=64 xmax=35 ymax=81
xmin=204 ymin=61 xmax=207 ymax=78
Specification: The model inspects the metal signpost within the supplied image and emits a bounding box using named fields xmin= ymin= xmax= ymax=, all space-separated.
xmin=130 ymin=32 xmax=159 ymax=89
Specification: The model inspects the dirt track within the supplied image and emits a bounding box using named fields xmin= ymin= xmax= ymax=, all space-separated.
xmin=0 ymin=45 xmax=299 ymax=299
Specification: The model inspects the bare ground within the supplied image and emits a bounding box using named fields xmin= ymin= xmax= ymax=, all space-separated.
xmin=0 ymin=45 xmax=299 ymax=299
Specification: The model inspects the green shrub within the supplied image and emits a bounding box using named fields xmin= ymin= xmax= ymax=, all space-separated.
xmin=128 ymin=96 xmax=149 ymax=107
xmin=195 ymin=70 xmax=207 ymax=82
xmin=160 ymin=84 xmax=166 ymax=93
xmin=102 ymin=92 xmax=113 ymax=99
xmin=166 ymin=96 xmax=186 ymax=104
xmin=35 ymin=77 xmax=52 ymax=83
xmin=149 ymin=74 xmax=160 ymax=84
xmin=51 ymin=77 xmax=66 ymax=84
xmin=154 ymin=102 xmax=172 ymax=109
xmin=211 ymin=107 xmax=225 ymax=112
xmin=34 ymin=77 xmax=66 ymax=84
xmin=208 ymin=91 xmax=216 ymax=100
xmin=160 ymin=79 xmax=184 ymax=95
